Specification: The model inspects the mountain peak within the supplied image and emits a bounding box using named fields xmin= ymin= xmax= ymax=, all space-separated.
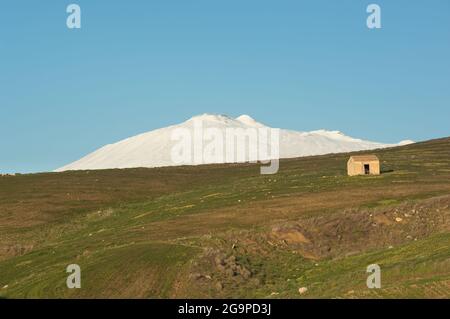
xmin=236 ymin=114 xmax=255 ymax=121
xmin=188 ymin=113 xmax=232 ymax=122
xmin=235 ymin=114 xmax=265 ymax=127
xmin=185 ymin=113 xmax=266 ymax=128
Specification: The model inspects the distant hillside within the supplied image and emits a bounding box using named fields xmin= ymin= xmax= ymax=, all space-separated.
xmin=0 ymin=136 xmax=449 ymax=298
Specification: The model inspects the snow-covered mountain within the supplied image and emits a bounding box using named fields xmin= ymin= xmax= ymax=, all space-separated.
xmin=55 ymin=114 xmax=413 ymax=172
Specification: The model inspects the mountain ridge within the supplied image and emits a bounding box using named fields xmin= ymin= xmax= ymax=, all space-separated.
xmin=55 ymin=114 xmax=413 ymax=172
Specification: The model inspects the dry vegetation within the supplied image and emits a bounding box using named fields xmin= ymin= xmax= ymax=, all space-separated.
xmin=0 ymin=137 xmax=449 ymax=298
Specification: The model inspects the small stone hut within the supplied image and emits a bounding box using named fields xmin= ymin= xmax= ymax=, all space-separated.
xmin=347 ymin=155 xmax=380 ymax=176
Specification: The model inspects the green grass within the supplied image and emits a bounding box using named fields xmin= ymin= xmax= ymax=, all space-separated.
xmin=0 ymin=137 xmax=449 ymax=298
xmin=0 ymin=242 xmax=198 ymax=298
xmin=296 ymin=232 xmax=450 ymax=298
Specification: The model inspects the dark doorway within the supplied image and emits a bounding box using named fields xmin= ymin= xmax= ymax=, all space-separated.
xmin=364 ymin=164 xmax=370 ymax=175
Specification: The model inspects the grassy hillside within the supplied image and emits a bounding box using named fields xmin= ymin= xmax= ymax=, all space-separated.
xmin=0 ymin=137 xmax=449 ymax=298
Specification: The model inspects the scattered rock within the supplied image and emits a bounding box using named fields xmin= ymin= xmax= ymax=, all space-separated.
xmin=189 ymin=273 xmax=203 ymax=280
xmin=239 ymin=266 xmax=251 ymax=279
xmin=298 ymin=287 xmax=308 ymax=295
xmin=213 ymin=253 xmax=252 ymax=280
xmin=2 ymin=285 xmax=8 ymax=289
xmin=395 ymin=217 xmax=403 ymax=222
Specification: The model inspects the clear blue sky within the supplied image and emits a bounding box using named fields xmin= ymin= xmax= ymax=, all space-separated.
xmin=1 ymin=0 xmax=449 ymax=173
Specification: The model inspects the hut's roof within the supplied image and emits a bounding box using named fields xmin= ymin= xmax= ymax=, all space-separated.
xmin=349 ymin=155 xmax=379 ymax=162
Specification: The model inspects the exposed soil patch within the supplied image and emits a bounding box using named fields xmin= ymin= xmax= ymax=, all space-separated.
xmin=268 ymin=195 xmax=450 ymax=260
xmin=0 ymin=243 xmax=34 ymax=259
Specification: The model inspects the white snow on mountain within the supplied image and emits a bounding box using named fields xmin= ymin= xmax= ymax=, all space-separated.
xmin=55 ymin=114 xmax=413 ymax=172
